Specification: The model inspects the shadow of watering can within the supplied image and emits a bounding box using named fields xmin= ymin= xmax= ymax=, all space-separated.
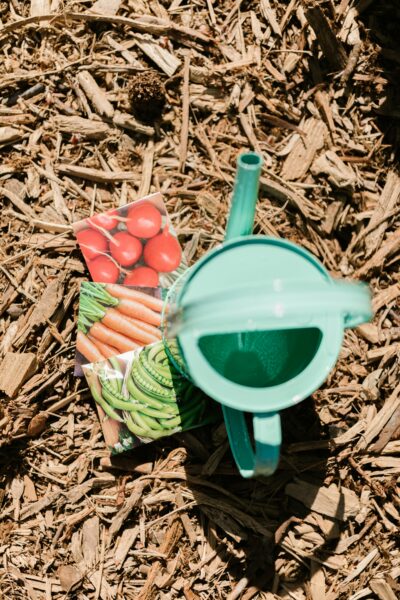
xmin=162 ymin=153 xmax=372 ymax=478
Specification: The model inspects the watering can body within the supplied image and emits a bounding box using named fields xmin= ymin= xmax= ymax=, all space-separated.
xmin=163 ymin=153 xmax=372 ymax=478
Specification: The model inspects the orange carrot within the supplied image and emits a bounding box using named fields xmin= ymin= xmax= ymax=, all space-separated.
xmin=90 ymin=321 xmax=139 ymax=354
xmin=106 ymin=284 xmax=164 ymax=313
xmin=88 ymin=334 xmax=120 ymax=359
xmin=116 ymin=299 xmax=161 ymax=326
xmin=102 ymin=308 xmax=160 ymax=345
xmin=77 ymin=330 xmax=105 ymax=363
xmin=126 ymin=317 xmax=162 ymax=340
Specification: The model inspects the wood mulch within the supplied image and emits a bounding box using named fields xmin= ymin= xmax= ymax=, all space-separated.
xmin=0 ymin=1 xmax=399 ymax=599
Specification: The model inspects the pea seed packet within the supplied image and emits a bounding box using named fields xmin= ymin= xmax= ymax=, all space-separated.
xmin=75 ymin=281 xmax=165 ymax=376
xmin=72 ymin=192 xmax=187 ymax=288
xmin=82 ymin=341 xmax=219 ymax=454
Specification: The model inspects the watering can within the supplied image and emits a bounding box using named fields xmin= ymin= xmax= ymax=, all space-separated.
xmin=163 ymin=152 xmax=372 ymax=478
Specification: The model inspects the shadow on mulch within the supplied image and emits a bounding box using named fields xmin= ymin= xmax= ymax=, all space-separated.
xmin=358 ymin=0 xmax=400 ymax=155
xmin=102 ymin=394 xmax=337 ymax=595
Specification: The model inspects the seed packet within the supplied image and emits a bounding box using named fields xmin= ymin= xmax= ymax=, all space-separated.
xmin=75 ymin=281 xmax=165 ymax=376
xmin=72 ymin=192 xmax=187 ymax=288
xmin=82 ymin=341 xmax=220 ymax=453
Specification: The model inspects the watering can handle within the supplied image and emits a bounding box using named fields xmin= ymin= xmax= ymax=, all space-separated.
xmin=222 ymin=406 xmax=281 ymax=478
xmin=177 ymin=280 xmax=372 ymax=335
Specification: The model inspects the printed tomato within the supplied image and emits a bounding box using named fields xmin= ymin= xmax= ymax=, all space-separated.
xmin=143 ymin=227 xmax=182 ymax=272
xmin=124 ymin=266 xmax=159 ymax=287
xmin=110 ymin=232 xmax=142 ymax=267
xmin=126 ymin=202 xmax=162 ymax=239
xmin=76 ymin=228 xmax=108 ymax=261
xmin=89 ymin=256 xmax=120 ymax=283
xmin=88 ymin=211 xmax=118 ymax=231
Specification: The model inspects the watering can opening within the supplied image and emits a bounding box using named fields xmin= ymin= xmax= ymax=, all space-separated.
xmin=197 ymin=327 xmax=323 ymax=388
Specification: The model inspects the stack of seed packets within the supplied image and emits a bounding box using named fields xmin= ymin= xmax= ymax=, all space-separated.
xmin=73 ymin=193 xmax=219 ymax=454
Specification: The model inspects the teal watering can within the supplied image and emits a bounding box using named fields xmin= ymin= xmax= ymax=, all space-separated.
xmin=163 ymin=152 xmax=372 ymax=478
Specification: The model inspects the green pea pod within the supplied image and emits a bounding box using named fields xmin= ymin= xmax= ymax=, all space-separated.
xmin=139 ymin=353 xmax=173 ymax=385
xmin=124 ymin=412 xmax=171 ymax=440
xmin=102 ymin=386 xmax=135 ymax=411
xmin=159 ymin=400 xmax=204 ymax=429
xmin=132 ymin=361 xmax=172 ymax=397
xmin=133 ymin=410 xmax=163 ymax=432
xmin=123 ymin=412 xmax=150 ymax=437
xmin=99 ymin=371 xmax=121 ymax=396
xmin=179 ymin=404 xmax=207 ymax=428
xmin=158 ymin=415 xmax=182 ymax=429
xmin=133 ymin=402 xmax=177 ymax=419
xmin=109 ymin=357 xmax=123 ymax=393
xmin=89 ymin=381 xmax=124 ymax=423
xmin=127 ymin=378 xmax=169 ymax=410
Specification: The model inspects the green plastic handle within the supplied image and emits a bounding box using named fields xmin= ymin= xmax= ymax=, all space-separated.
xmin=224 ymin=151 xmax=282 ymax=478
xmin=222 ymin=406 xmax=281 ymax=478
xmin=176 ymin=280 xmax=372 ymax=336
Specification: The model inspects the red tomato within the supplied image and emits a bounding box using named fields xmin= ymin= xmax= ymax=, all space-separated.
xmin=124 ymin=267 xmax=159 ymax=287
xmin=110 ymin=232 xmax=142 ymax=267
xmin=89 ymin=256 xmax=120 ymax=283
xmin=143 ymin=227 xmax=182 ymax=273
xmin=88 ymin=211 xmax=118 ymax=231
xmin=126 ymin=202 xmax=162 ymax=239
xmin=77 ymin=228 xmax=108 ymax=261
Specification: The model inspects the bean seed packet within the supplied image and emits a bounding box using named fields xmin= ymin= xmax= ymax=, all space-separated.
xmin=75 ymin=282 xmax=165 ymax=376
xmin=72 ymin=192 xmax=187 ymax=288
xmin=82 ymin=341 xmax=219 ymax=454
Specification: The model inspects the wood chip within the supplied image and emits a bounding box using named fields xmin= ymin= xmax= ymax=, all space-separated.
xmin=109 ymin=481 xmax=147 ymax=539
xmin=281 ymin=118 xmax=327 ymax=180
xmin=81 ymin=516 xmax=99 ymax=569
xmin=89 ymin=0 xmax=121 ymax=16
xmin=14 ymin=279 xmax=64 ymax=346
xmin=305 ymin=4 xmax=347 ymax=71
xmin=133 ymin=34 xmax=181 ymax=76
xmin=285 ymin=480 xmax=360 ymax=520
xmin=58 ymin=565 xmax=81 ymax=593
xmin=0 ymin=126 xmax=24 ymax=146
xmin=51 ymin=115 xmax=112 ymax=140
xmin=311 ymin=150 xmax=357 ymax=190
xmin=77 ymin=71 xmax=114 ymax=119
xmin=57 ymin=164 xmax=136 ymax=182
xmin=355 ymin=383 xmax=400 ymax=451
xmin=179 ymin=54 xmax=190 ymax=172
xmin=0 ymin=352 xmax=37 ymax=398
xmin=364 ymin=171 xmax=400 ymax=256
xmin=112 ymin=110 xmax=154 ymax=136
xmin=370 ymin=578 xmax=398 ymax=600
xmin=341 ymin=548 xmax=379 ymax=585
xmin=113 ymin=526 xmax=139 ymax=568
xmin=355 ymin=229 xmax=400 ymax=277
xmin=260 ymin=0 xmax=282 ymax=36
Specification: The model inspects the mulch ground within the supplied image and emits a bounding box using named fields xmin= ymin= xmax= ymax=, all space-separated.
xmin=0 ymin=1 xmax=399 ymax=599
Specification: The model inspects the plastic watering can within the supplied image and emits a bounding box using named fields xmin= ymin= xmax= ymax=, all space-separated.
xmin=163 ymin=152 xmax=372 ymax=478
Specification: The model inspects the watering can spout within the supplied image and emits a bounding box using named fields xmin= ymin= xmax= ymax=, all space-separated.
xmin=225 ymin=152 xmax=263 ymax=242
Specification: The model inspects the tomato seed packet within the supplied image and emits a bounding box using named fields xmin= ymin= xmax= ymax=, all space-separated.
xmin=82 ymin=342 xmax=220 ymax=454
xmin=75 ymin=282 xmax=165 ymax=376
xmin=72 ymin=192 xmax=187 ymax=288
